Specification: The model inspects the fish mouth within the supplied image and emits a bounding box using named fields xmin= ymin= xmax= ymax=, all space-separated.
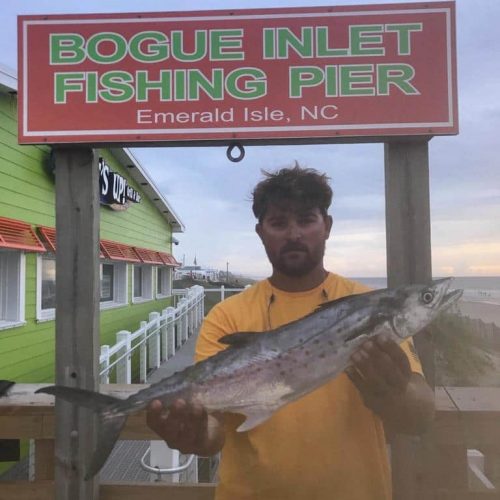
xmin=432 ymin=277 xmax=463 ymax=310
xmin=440 ymin=288 xmax=463 ymax=309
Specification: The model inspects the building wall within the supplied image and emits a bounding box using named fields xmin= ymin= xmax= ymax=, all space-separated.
xmin=0 ymin=91 xmax=176 ymax=383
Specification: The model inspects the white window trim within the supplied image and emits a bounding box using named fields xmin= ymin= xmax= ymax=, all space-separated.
xmin=37 ymin=256 xmax=130 ymax=320
xmin=36 ymin=253 xmax=55 ymax=322
xmin=0 ymin=251 xmax=26 ymax=330
xmin=132 ymin=264 xmax=154 ymax=304
xmin=155 ymin=266 xmax=173 ymax=299
xmin=100 ymin=261 xmax=128 ymax=310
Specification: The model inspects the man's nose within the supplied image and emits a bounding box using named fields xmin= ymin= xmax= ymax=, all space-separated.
xmin=286 ymin=222 xmax=302 ymax=240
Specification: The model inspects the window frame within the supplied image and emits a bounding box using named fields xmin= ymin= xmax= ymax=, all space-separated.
xmin=37 ymin=255 xmax=129 ymax=321
xmin=99 ymin=260 xmax=128 ymax=310
xmin=36 ymin=252 xmax=56 ymax=322
xmin=156 ymin=265 xmax=173 ymax=299
xmin=0 ymin=249 xmax=26 ymax=330
xmin=132 ymin=264 xmax=153 ymax=303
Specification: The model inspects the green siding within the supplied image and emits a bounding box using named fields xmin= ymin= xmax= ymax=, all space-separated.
xmin=0 ymin=90 xmax=176 ymax=384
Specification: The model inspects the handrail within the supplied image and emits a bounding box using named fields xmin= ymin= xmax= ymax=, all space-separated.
xmin=99 ymin=285 xmax=205 ymax=383
xmin=99 ymin=284 xmax=249 ymax=384
xmin=140 ymin=447 xmax=195 ymax=477
xmin=1 ymin=385 xmax=500 ymax=499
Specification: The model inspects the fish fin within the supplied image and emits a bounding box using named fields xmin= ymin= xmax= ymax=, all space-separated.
xmin=219 ymin=332 xmax=260 ymax=346
xmin=313 ymin=289 xmax=378 ymax=312
xmin=85 ymin=412 xmax=127 ymax=480
xmin=236 ymin=408 xmax=275 ymax=432
xmin=36 ymin=385 xmax=121 ymax=410
xmin=0 ymin=380 xmax=15 ymax=398
xmin=35 ymin=385 xmax=128 ymax=480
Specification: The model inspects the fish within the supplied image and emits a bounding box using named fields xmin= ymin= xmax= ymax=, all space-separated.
xmin=36 ymin=277 xmax=462 ymax=479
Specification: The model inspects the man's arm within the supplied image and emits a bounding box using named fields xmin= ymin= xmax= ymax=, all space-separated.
xmin=346 ymin=333 xmax=435 ymax=435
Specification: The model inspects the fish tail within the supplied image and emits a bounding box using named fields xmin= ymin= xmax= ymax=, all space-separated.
xmin=36 ymin=385 xmax=129 ymax=479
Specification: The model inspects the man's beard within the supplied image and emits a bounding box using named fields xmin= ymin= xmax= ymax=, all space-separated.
xmin=268 ymin=243 xmax=325 ymax=277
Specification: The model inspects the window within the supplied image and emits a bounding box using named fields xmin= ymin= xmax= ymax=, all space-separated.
xmin=0 ymin=250 xmax=25 ymax=329
xmin=37 ymin=253 xmax=56 ymax=321
xmin=133 ymin=264 xmax=153 ymax=302
xmin=156 ymin=266 xmax=172 ymax=298
xmin=38 ymin=256 xmax=128 ymax=320
xmin=101 ymin=264 xmax=114 ymax=302
xmin=100 ymin=261 xmax=127 ymax=309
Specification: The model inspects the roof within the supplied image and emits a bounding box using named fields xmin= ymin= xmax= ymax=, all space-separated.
xmin=110 ymin=148 xmax=184 ymax=233
xmin=0 ymin=65 xmax=185 ymax=233
xmin=0 ymin=64 xmax=16 ymax=94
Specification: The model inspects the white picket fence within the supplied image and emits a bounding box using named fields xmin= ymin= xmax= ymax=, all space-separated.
xmin=99 ymin=285 xmax=205 ymax=384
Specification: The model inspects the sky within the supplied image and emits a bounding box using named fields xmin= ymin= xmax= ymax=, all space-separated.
xmin=3 ymin=0 xmax=500 ymax=278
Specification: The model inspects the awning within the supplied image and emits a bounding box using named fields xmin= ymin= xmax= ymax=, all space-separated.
xmin=36 ymin=227 xmax=174 ymax=265
xmin=100 ymin=240 xmax=141 ymax=263
xmin=0 ymin=216 xmax=46 ymax=252
xmin=134 ymin=247 xmax=164 ymax=265
xmin=39 ymin=226 xmax=105 ymax=258
xmin=158 ymin=252 xmax=181 ymax=267
xmin=37 ymin=226 xmax=56 ymax=253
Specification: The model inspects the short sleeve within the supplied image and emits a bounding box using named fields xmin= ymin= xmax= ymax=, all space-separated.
xmin=195 ymin=304 xmax=232 ymax=362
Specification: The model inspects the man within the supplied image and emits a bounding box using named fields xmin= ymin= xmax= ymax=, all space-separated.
xmin=147 ymin=165 xmax=435 ymax=499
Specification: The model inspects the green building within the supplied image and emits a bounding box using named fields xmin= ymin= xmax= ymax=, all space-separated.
xmin=0 ymin=64 xmax=184 ymax=384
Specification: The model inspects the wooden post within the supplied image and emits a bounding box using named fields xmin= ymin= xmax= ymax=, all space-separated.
xmin=384 ymin=140 xmax=433 ymax=381
xmin=54 ymin=147 xmax=100 ymax=500
xmin=384 ymin=140 xmax=433 ymax=500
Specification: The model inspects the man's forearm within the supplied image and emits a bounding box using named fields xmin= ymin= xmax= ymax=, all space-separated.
xmin=364 ymin=373 xmax=435 ymax=435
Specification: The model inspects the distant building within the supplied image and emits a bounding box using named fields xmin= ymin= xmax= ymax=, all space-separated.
xmin=175 ymin=265 xmax=220 ymax=282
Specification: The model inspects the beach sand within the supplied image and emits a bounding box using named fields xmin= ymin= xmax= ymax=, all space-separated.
xmin=457 ymin=300 xmax=500 ymax=327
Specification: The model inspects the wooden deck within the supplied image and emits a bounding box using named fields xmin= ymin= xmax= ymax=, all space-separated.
xmin=1 ymin=384 xmax=500 ymax=499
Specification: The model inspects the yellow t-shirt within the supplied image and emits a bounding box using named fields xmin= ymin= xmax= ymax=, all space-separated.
xmin=195 ymin=273 xmax=423 ymax=500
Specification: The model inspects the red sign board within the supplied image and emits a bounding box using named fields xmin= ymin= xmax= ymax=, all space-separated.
xmin=18 ymin=2 xmax=457 ymax=145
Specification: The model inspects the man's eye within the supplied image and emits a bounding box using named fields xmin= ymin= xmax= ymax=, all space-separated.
xmin=270 ymin=221 xmax=286 ymax=228
xmin=298 ymin=217 xmax=316 ymax=225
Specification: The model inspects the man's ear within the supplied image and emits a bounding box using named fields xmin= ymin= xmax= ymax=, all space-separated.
xmin=325 ymin=215 xmax=333 ymax=237
xmin=255 ymin=222 xmax=263 ymax=241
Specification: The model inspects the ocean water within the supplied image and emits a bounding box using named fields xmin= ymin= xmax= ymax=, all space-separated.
xmin=352 ymin=276 xmax=500 ymax=305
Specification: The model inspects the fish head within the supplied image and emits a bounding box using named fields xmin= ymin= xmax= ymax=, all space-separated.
xmin=386 ymin=278 xmax=463 ymax=339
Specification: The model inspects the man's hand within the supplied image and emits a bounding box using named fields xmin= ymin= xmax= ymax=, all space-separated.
xmin=348 ymin=333 xmax=412 ymax=398
xmin=346 ymin=333 xmax=435 ymax=435
xmin=146 ymin=399 xmax=225 ymax=456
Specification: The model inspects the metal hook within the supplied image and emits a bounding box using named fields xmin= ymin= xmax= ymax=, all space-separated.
xmin=226 ymin=142 xmax=245 ymax=163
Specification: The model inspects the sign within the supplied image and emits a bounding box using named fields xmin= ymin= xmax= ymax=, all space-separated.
xmin=99 ymin=157 xmax=141 ymax=210
xmin=18 ymin=2 xmax=457 ymax=145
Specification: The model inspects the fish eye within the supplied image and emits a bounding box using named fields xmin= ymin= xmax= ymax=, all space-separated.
xmin=421 ymin=291 xmax=434 ymax=304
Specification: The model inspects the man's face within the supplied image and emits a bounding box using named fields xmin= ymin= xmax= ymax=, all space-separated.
xmin=256 ymin=203 xmax=332 ymax=277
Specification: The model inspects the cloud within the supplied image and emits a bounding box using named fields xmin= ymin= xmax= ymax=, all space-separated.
xmin=3 ymin=0 xmax=499 ymax=279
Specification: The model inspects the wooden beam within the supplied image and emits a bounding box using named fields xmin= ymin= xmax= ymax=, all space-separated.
xmin=4 ymin=482 xmax=500 ymax=500
xmin=384 ymin=140 xmax=433 ymax=500
xmin=2 ymin=385 xmax=500 ymax=444
xmin=0 ymin=482 xmax=216 ymax=500
xmin=54 ymin=148 xmax=100 ymax=499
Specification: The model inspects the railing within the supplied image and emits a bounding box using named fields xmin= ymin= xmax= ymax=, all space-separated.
xmin=99 ymin=285 xmax=205 ymax=384
xmin=174 ymin=284 xmax=246 ymax=303
xmin=1 ymin=385 xmax=500 ymax=499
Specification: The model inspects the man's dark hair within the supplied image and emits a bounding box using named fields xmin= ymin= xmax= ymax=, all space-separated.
xmin=252 ymin=163 xmax=333 ymax=222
